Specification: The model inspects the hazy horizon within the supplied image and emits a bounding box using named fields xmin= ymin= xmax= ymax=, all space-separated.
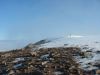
xmin=0 ymin=35 xmax=100 ymax=51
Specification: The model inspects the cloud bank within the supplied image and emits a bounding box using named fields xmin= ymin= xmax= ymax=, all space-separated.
xmin=67 ymin=35 xmax=85 ymax=38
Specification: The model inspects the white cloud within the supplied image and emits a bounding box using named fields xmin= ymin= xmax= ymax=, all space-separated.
xmin=67 ymin=35 xmax=85 ymax=38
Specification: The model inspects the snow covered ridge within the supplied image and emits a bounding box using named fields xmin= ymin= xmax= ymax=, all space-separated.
xmin=0 ymin=35 xmax=100 ymax=51
xmin=24 ymin=35 xmax=100 ymax=51
xmin=37 ymin=36 xmax=100 ymax=50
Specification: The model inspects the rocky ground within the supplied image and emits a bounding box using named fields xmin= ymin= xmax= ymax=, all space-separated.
xmin=0 ymin=47 xmax=82 ymax=75
xmin=0 ymin=46 xmax=100 ymax=75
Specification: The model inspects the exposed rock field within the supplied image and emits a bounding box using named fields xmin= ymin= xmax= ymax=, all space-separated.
xmin=0 ymin=46 xmax=100 ymax=75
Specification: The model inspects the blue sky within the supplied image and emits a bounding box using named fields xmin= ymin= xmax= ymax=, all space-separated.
xmin=0 ymin=0 xmax=100 ymax=41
